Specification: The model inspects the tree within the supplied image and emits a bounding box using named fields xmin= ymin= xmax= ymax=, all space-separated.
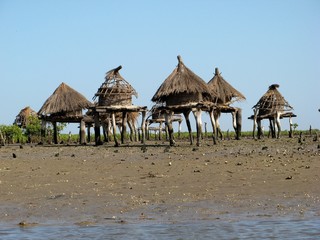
xmin=24 ymin=115 xmax=42 ymax=142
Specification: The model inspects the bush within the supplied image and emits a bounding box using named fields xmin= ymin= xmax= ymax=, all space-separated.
xmin=0 ymin=124 xmax=24 ymax=144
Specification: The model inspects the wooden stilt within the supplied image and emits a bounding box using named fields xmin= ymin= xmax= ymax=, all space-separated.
xmin=235 ymin=108 xmax=242 ymax=140
xmin=178 ymin=120 xmax=182 ymax=139
xmin=193 ymin=108 xmax=202 ymax=146
xmin=94 ymin=112 xmax=102 ymax=145
xmin=275 ymin=112 xmax=281 ymax=139
xmin=87 ymin=124 xmax=91 ymax=143
xmin=209 ymin=109 xmax=217 ymax=145
xmin=80 ymin=119 xmax=86 ymax=144
xmin=183 ymin=110 xmax=193 ymax=145
xmin=165 ymin=111 xmax=175 ymax=146
xmin=289 ymin=116 xmax=293 ymax=138
xmin=112 ymin=112 xmax=119 ymax=147
xmin=141 ymin=110 xmax=147 ymax=144
xmin=253 ymin=109 xmax=258 ymax=139
xmin=53 ymin=122 xmax=58 ymax=144
xmin=128 ymin=119 xmax=134 ymax=142
xmin=121 ymin=112 xmax=127 ymax=144
xmin=159 ymin=121 xmax=163 ymax=140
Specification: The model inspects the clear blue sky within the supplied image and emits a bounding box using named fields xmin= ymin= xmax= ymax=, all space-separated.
xmin=1 ymin=0 xmax=319 ymax=133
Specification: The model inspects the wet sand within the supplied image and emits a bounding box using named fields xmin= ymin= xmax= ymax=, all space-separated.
xmin=0 ymin=137 xmax=319 ymax=226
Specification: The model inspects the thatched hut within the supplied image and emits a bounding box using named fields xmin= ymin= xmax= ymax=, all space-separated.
xmin=14 ymin=106 xmax=37 ymax=128
xmin=152 ymin=56 xmax=212 ymax=106
xmin=251 ymin=84 xmax=296 ymax=139
xmin=207 ymin=68 xmax=246 ymax=140
xmin=91 ymin=66 xmax=147 ymax=146
xmin=151 ymin=55 xmax=215 ymax=146
xmin=94 ymin=65 xmax=138 ymax=106
xmin=38 ymin=82 xmax=92 ymax=144
xmin=207 ymin=68 xmax=246 ymax=105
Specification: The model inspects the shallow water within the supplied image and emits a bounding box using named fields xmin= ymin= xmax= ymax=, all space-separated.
xmin=1 ymin=218 xmax=319 ymax=240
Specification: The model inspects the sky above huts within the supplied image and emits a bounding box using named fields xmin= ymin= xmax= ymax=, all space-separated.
xmin=0 ymin=0 xmax=319 ymax=133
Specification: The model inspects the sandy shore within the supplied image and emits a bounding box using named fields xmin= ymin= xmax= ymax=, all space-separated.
xmin=0 ymin=137 xmax=319 ymax=226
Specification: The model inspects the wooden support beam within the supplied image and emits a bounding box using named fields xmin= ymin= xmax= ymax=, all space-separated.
xmin=80 ymin=119 xmax=86 ymax=144
xmin=87 ymin=125 xmax=91 ymax=143
xmin=236 ymin=108 xmax=242 ymax=140
xmin=53 ymin=122 xmax=58 ymax=144
xmin=183 ymin=110 xmax=193 ymax=145
xmin=94 ymin=113 xmax=102 ymax=145
xmin=141 ymin=110 xmax=147 ymax=144
xmin=165 ymin=111 xmax=175 ymax=146
xmin=121 ymin=112 xmax=127 ymax=144
xmin=112 ymin=112 xmax=120 ymax=147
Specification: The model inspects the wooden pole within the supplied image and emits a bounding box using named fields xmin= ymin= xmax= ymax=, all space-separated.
xmin=159 ymin=121 xmax=163 ymax=140
xmin=87 ymin=124 xmax=91 ymax=143
xmin=121 ymin=112 xmax=127 ymax=144
xmin=236 ymin=108 xmax=242 ymax=140
xmin=94 ymin=112 xmax=102 ymax=145
xmin=178 ymin=120 xmax=182 ymax=139
xmin=165 ymin=111 xmax=175 ymax=146
xmin=80 ymin=119 xmax=86 ymax=144
xmin=112 ymin=112 xmax=119 ymax=147
xmin=289 ymin=116 xmax=293 ymax=138
xmin=183 ymin=110 xmax=193 ymax=145
xmin=209 ymin=109 xmax=217 ymax=145
xmin=252 ymin=109 xmax=257 ymax=139
xmin=193 ymin=108 xmax=202 ymax=146
xmin=53 ymin=122 xmax=58 ymax=144
xmin=141 ymin=110 xmax=147 ymax=144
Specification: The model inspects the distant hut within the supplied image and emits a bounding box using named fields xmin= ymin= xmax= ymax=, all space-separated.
xmin=92 ymin=66 xmax=147 ymax=146
xmin=207 ymin=68 xmax=246 ymax=140
xmin=14 ymin=106 xmax=37 ymax=128
xmin=251 ymin=84 xmax=296 ymax=139
xmin=151 ymin=55 xmax=215 ymax=146
xmin=38 ymin=82 xmax=92 ymax=144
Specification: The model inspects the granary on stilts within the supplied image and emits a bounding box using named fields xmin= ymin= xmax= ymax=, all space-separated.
xmin=207 ymin=68 xmax=246 ymax=140
xmin=151 ymin=55 xmax=217 ymax=146
xmin=14 ymin=106 xmax=38 ymax=128
xmin=38 ymin=82 xmax=93 ymax=144
xmin=91 ymin=65 xmax=147 ymax=146
xmin=249 ymin=84 xmax=296 ymax=139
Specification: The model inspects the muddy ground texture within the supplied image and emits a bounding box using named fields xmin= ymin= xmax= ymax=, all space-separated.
xmin=0 ymin=137 xmax=319 ymax=226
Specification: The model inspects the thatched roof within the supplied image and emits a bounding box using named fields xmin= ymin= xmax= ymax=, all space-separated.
xmin=151 ymin=55 xmax=214 ymax=104
xmin=14 ymin=106 xmax=37 ymax=127
xmin=207 ymin=68 xmax=246 ymax=105
xmin=253 ymin=84 xmax=293 ymax=113
xmin=38 ymin=82 xmax=92 ymax=116
xmin=93 ymin=65 xmax=138 ymax=101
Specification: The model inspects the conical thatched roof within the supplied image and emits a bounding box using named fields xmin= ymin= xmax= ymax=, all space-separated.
xmin=14 ymin=106 xmax=37 ymax=127
xmin=38 ymin=82 xmax=92 ymax=116
xmin=151 ymin=55 xmax=214 ymax=105
xmin=207 ymin=68 xmax=246 ymax=105
xmin=94 ymin=66 xmax=138 ymax=106
xmin=253 ymin=84 xmax=293 ymax=113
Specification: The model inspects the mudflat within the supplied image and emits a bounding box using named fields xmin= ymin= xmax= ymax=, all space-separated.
xmin=0 ymin=137 xmax=319 ymax=226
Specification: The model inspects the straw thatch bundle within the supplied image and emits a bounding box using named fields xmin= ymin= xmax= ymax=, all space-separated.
xmin=207 ymin=68 xmax=246 ymax=105
xmin=94 ymin=66 xmax=138 ymax=106
xmin=151 ymin=55 xmax=214 ymax=106
xmin=38 ymin=82 xmax=92 ymax=116
xmin=253 ymin=84 xmax=293 ymax=114
xmin=14 ymin=106 xmax=37 ymax=127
